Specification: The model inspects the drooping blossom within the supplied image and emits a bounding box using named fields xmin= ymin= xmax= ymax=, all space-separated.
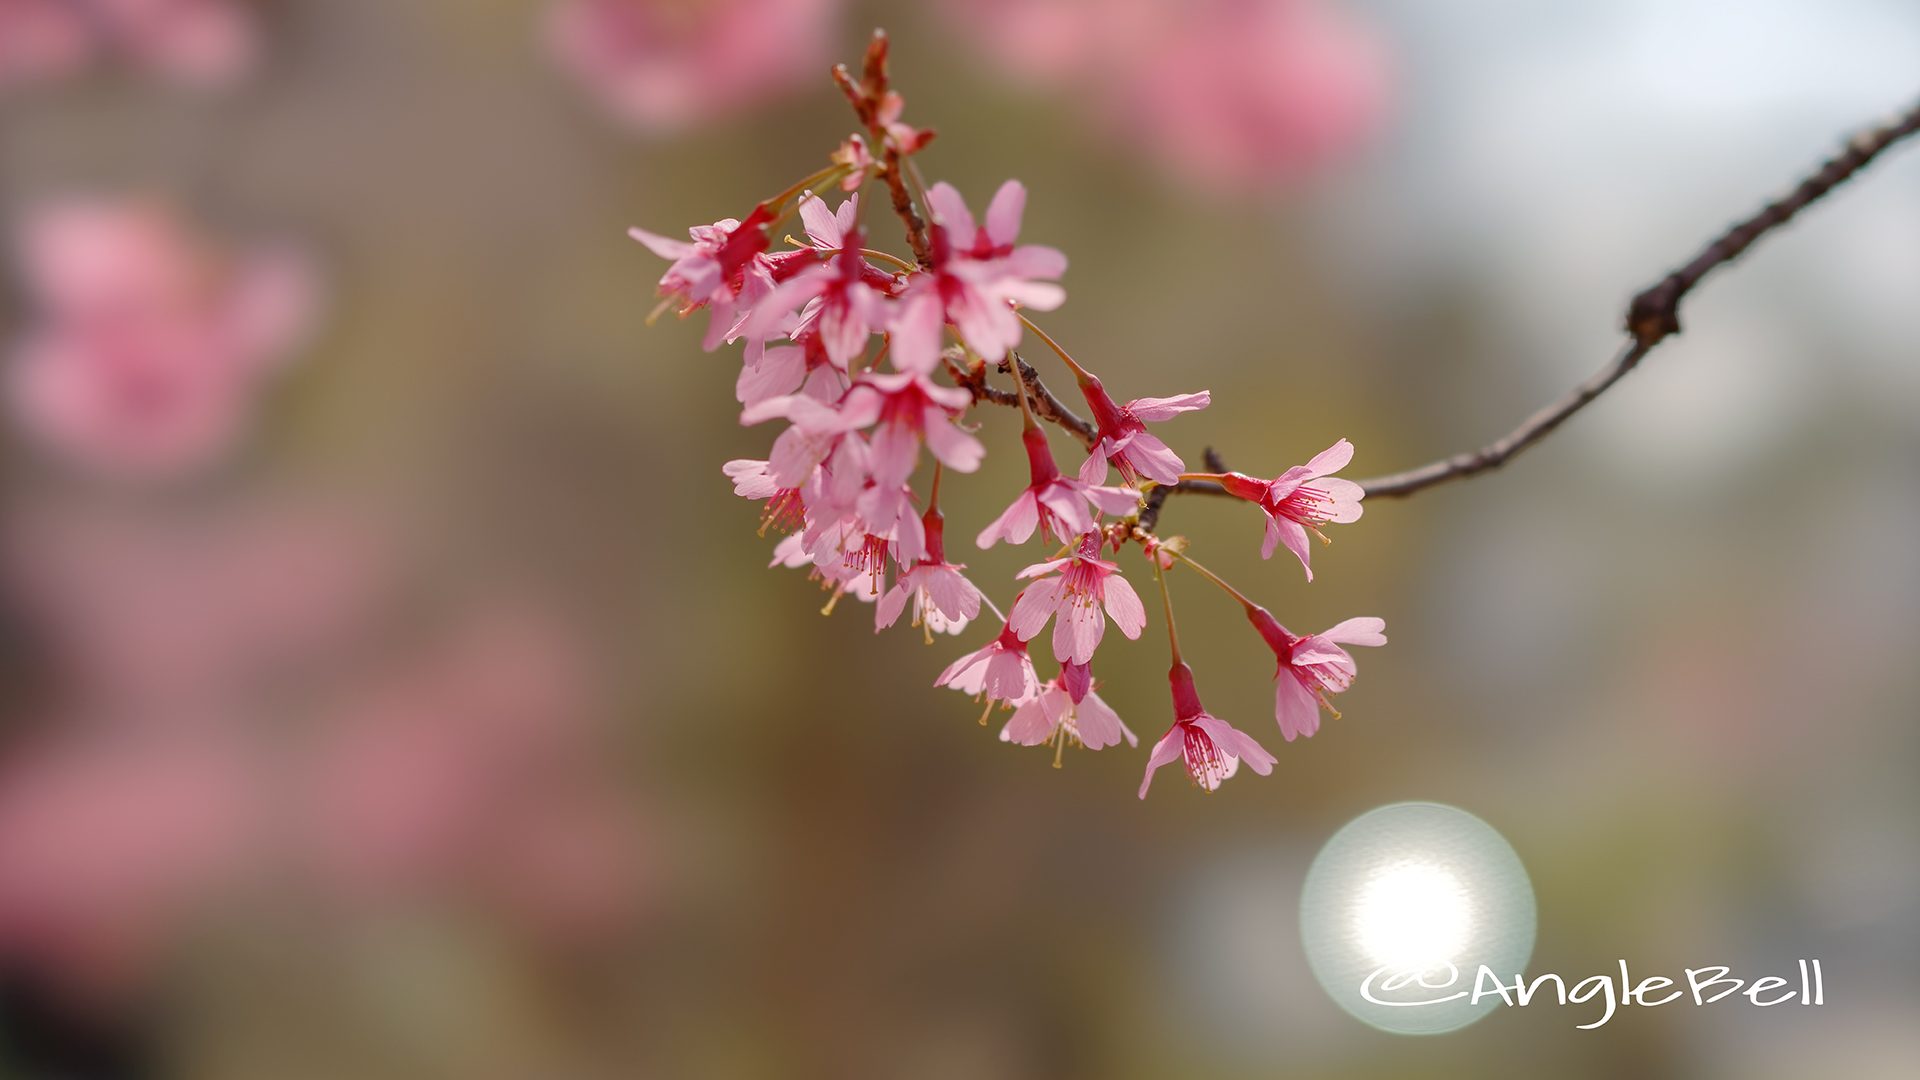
xmin=877 ymin=506 xmax=981 ymax=639
xmin=6 ymin=198 xmax=316 ymax=480
xmin=999 ymin=670 xmax=1135 ymax=755
xmin=889 ymin=180 xmax=1066 ymax=372
xmin=0 ymin=0 xmax=257 ymax=90
xmin=547 ymin=0 xmax=842 ymax=133
xmin=629 ymin=205 xmax=773 ymax=349
xmin=1246 ymin=606 xmax=1386 ymax=741
xmin=1077 ymin=373 xmax=1209 ymax=485
xmin=1139 ymin=661 xmax=1275 ymax=798
xmin=1212 ymin=438 xmax=1364 ymax=579
xmin=935 ymin=618 xmax=1040 ymax=716
xmin=977 ymin=428 xmax=1139 ymax=548
xmin=1007 ymin=532 xmax=1147 ymax=664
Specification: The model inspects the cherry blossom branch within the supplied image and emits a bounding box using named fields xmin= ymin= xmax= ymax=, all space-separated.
xmin=962 ymin=94 xmax=1920 ymax=507
xmin=833 ymin=30 xmax=934 ymax=267
xmin=1349 ymin=95 xmax=1920 ymax=497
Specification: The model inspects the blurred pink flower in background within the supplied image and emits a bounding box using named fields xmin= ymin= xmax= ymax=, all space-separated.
xmin=0 ymin=0 xmax=257 ymax=89
xmin=6 ymin=199 xmax=316 ymax=481
xmin=939 ymin=0 xmax=1390 ymax=192
xmin=0 ymin=500 xmax=648 ymax=992
xmin=548 ymin=0 xmax=843 ymax=132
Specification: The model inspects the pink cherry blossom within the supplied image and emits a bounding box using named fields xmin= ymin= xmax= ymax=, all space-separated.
xmin=977 ymin=428 xmax=1139 ymax=548
xmin=876 ymin=506 xmax=981 ymax=639
xmin=94 ymin=0 xmax=258 ymax=86
xmin=743 ymin=197 xmax=900 ymax=369
xmin=547 ymin=0 xmax=841 ymax=133
xmin=722 ymin=458 xmax=810 ymax=535
xmin=1138 ymin=661 xmax=1275 ymax=798
xmin=836 ymin=370 xmax=984 ymax=483
xmin=1007 ymin=533 xmax=1147 ymax=664
xmin=6 ymin=198 xmax=316 ymax=480
xmin=1106 ymin=0 xmax=1388 ymax=193
xmin=1246 ymin=606 xmax=1386 ymax=741
xmin=935 ymin=619 xmax=1040 ymax=712
xmin=1214 ymin=438 xmax=1365 ymax=579
xmin=1077 ymin=374 xmax=1209 ymax=485
xmin=0 ymin=0 xmax=91 ymax=87
xmin=889 ymin=180 xmax=1067 ymax=372
xmin=998 ymin=672 xmax=1135 ymax=754
xmin=629 ymin=205 xmax=772 ymax=349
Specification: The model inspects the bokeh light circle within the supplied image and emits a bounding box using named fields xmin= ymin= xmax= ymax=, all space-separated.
xmin=1300 ymin=802 xmax=1536 ymax=1034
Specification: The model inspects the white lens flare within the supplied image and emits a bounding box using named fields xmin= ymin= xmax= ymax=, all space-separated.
xmin=1301 ymin=802 xmax=1536 ymax=1035
xmin=1353 ymin=859 xmax=1471 ymax=972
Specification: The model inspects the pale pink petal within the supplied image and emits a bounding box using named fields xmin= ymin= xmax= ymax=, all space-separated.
xmin=1008 ymin=580 xmax=1063 ymax=641
xmin=1138 ymin=728 xmax=1185 ymax=798
xmin=1320 ymin=616 xmax=1386 ymax=647
xmin=1083 ymin=485 xmax=1144 ymax=515
xmin=1053 ymin=596 xmax=1106 ymax=665
xmin=984 ymin=180 xmax=1027 ymax=246
xmin=976 ymin=491 xmax=1040 ymax=548
xmin=1304 ymin=437 xmax=1354 ymax=478
xmin=797 ymin=195 xmax=842 ymax=248
xmin=875 ymin=584 xmax=911 ymax=630
xmin=1124 ymin=391 xmax=1211 ymax=421
xmin=1101 ymin=575 xmax=1147 ymax=639
xmin=922 ymin=416 xmax=986 ymax=473
xmin=1274 ymin=674 xmax=1321 ymax=742
xmin=926 ymin=182 xmax=977 ymax=238
xmin=1074 ymin=692 xmax=1132 ymax=750
xmin=627 ymin=226 xmax=692 ymax=260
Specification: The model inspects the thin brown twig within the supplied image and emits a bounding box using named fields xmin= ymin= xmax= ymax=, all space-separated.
xmin=1357 ymin=94 xmax=1920 ymax=497
xmin=958 ymin=94 xmax=1920 ymax=508
xmin=833 ymin=30 xmax=933 ymax=267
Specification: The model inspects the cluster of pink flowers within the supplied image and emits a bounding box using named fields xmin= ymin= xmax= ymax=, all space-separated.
xmin=633 ymin=34 xmax=1387 ymax=798
xmin=0 ymin=0 xmax=258 ymax=90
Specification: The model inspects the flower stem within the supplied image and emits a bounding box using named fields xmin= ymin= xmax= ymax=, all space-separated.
xmin=1016 ymin=313 xmax=1097 ymax=383
xmin=1169 ymin=549 xmax=1257 ymax=612
xmin=1153 ymin=558 xmax=1184 ymax=665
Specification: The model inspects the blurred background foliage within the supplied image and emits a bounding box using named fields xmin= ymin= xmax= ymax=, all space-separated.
xmin=1 ymin=0 xmax=1917 ymax=1077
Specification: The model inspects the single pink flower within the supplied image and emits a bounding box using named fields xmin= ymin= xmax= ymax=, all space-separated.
xmin=1104 ymin=0 xmax=1389 ymax=193
xmin=836 ymin=370 xmax=984 ymax=484
xmin=889 ymin=179 xmax=1066 ymax=373
xmin=876 ymin=507 xmax=981 ymax=639
xmin=94 ymin=0 xmax=258 ymax=87
xmin=1246 ymin=606 xmax=1386 ymax=741
xmin=734 ymin=332 xmax=846 ymax=408
xmin=998 ymin=672 xmax=1136 ymax=754
xmin=1007 ymin=532 xmax=1147 ymax=665
xmin=1077 ymin=373 xmax=1209 ymax=485
xmin=742 ymin=197 xmax=900 ymax=370
xmin=1138 ymin=661 xmax=1275 ymax=798
xmin=1214 ymin=438 xmax=1365 ymax=579
xmin=7 ymin=199 xmax=315 ymax=480
xmin=977 ymin=427 xmax=1140 ymax=548
xmin=0 ymin=0 xmax=91 ymax=88
xmin=548 ymin=0 xmax=840 ymax=133
xmin=628 ymin=204 xmax=772 ymax=349
xmin=935 ymin=619 xmax=1040 ymax=714
xmin=722 ymin=458 xmax=810 ymax=535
